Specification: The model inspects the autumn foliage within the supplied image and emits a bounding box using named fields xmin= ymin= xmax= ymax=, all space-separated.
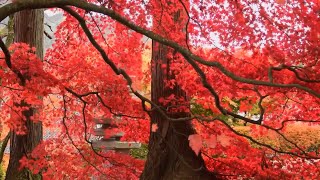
xmin=1 ymin=0 xmax=320 ymax=179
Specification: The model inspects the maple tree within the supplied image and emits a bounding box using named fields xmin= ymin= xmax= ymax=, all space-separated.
xmin=0 ymin=0 xmax=319 ymax=179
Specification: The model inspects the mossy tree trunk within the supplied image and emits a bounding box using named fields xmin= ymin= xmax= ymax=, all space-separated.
xmin=141 ymin=38 xmax=217 ymax=180
xmin=5 ymin=9 xmax=44 ymax=180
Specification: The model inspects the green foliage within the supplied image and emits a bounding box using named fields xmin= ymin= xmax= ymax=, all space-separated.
xmin=130 ymin=144 xmax=148 ymax=159
xmin=190 ymin=102 xmax=215 ymax=117
xmin=191 ymin=102 xmax=228 ymax=120
xmin=0 ymin=164 xmax=4 ymax=180
xmin=190 ymin=101 xmax=240 ymax=125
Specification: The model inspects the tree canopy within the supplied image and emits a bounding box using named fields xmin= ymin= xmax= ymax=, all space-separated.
xmin=0 ymin=0 xmax=320 ymax=179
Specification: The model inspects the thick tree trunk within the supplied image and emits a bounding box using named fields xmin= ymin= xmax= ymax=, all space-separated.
xmin=141 ymin=41 xmax=217 ymax=180
xmin=5 ymin=9 xmax=44 ymax=180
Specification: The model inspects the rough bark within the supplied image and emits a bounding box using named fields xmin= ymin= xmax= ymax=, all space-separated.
xmin=5 ymin=9 xmax=44 ymax=180
xmin=141 ymin=40 xmax=217 ymax=180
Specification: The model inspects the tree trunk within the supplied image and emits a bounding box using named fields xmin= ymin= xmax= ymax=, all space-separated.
xmin=141 ymin=40 xmax=217 ymax=180
xmin=5 ymin=9 xmax=44 ymax=180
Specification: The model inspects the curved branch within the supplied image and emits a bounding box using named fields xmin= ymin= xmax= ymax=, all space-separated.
xmin=62 ymin=95 xmax=108 ymax=177
xmin=63 ymin=7 xmax=265 ymax=125
xmin=0 ymin=38 xmax=26 ymax=85
xmin=62 ymin=92 xmax=147 ymax=177
xmin=0 ymin=0 xmax=319 ymax=163
xmin=270 ymin=64 xmax=320 ymax=83
xmin=0 ymin=0 xmax=319 ymax=98
xmin=177 ymin=0 xmax=190 ymax=51
xmin=0 ymin=1 xmax=318 ymax=125
xmin=64 ymin=87 xmax=145 ymax=119
xmin=199 ymin=118 xmax=320 ymax=159
xmin=62 ymin=7 xmax=192 ymax=122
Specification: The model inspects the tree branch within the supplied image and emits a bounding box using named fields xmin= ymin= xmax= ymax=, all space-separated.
xmin=0 ymin=0 xmax=318 ymax=97
xmin=0 ymin=38 xmax=26 ymax=85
